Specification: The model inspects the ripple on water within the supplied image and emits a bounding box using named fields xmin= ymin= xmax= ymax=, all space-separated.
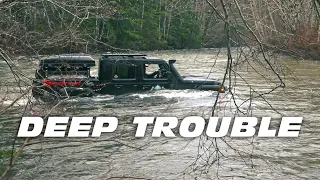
xmin=1 ymin=50 xmax=320 ymax=179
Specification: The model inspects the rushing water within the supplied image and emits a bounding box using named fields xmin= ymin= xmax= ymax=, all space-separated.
xmin=0 ymin=49 xmax=319 ymax=179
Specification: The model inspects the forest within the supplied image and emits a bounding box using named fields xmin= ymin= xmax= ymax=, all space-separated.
xmin=0 ymin=0 xmax=320 ymax=59
xmin=1 ymin=1 xmax=320 ymax=179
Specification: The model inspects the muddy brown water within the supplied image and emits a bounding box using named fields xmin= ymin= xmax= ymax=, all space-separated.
xmin=0 ymin=49 xmax=319 ymax=179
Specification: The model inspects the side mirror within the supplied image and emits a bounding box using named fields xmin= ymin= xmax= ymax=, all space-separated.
xmin=169 ymin=60 xmax=176 ymax=64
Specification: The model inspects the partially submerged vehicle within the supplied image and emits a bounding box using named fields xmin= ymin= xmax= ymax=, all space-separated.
xmin=32 ymin=54 xmax=225 ymax=99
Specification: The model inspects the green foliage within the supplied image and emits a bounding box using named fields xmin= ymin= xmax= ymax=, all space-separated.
xmin=168 ymin=12 xmax=202 ymax=49
xmin=0 ymin=0 xmax=229 ymax=53
xmin=110 ymin=0 xmax=167 ymax=50
xmin=0 ymin=150 xmax=14 ymax=159
xmin=1 ymin=0 xmax=319 ymax=55
xmin=0 ymin=149 xmax=16 ymax=177
xmin=109 ymin=0 xmax=204 ymax=50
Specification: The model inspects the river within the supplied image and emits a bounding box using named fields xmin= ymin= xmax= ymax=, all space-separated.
xmin=0 ymin=49 xmax=319 ymax=179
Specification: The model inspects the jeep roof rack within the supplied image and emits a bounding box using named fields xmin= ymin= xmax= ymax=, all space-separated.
xmin=40 ymin=55 xmax=95 ymax=67
xmin=101 ymin=53 xmax=147 ymax=57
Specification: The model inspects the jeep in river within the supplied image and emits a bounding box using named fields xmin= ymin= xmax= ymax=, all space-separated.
xmin=32 ymin=54 xmax=225 ymax=99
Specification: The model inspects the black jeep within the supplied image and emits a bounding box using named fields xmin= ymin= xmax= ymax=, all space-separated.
xmin=32 ymin=54 xmax=225 ymax=99
xmin=98 ymin=54 xmax=224 ymax=94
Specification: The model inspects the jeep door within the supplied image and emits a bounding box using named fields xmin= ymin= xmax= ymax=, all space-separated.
xmin=111 ymin=61 xmax=138 ymax=94
xmin=140 ymin=63 xmax=171 ymax=90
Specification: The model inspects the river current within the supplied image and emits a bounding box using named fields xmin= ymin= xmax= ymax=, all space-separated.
xmin=0 ymin=49 xmax=319 ymax=179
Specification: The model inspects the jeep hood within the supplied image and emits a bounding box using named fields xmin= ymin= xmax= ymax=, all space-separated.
xmin=182 ymin=76 xmax=220 ymax=84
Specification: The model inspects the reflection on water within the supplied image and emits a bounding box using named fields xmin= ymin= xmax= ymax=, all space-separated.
xmin=0 ymin=49 xmax=319 ymax=179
